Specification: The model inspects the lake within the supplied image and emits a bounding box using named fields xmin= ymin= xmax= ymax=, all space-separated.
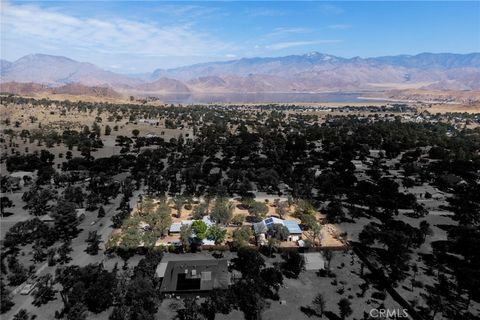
xmin=144 ymin=92 xmax=385 ymax=104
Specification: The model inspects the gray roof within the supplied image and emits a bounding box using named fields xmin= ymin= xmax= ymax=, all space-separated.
xmin=169 ymin=222 xmax=182 ymax=233
xmin=302 ymin=253 xmax=325 ymax=270
xmin=157 ymin=256 xmax=230 ymax=293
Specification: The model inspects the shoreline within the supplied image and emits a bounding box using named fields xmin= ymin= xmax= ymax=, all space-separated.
xmin=358 ymin=95 xmax=464 ymax=105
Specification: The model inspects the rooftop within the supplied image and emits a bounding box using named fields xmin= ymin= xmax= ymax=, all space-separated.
xmin=253 ymin=217 xmax=302 ymax=235
xmin=157 ymin=254 xmax=230 ymax=293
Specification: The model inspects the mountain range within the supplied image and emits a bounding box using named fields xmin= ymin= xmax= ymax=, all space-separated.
xmin=1 ymin=52 xmax=479 ymax=98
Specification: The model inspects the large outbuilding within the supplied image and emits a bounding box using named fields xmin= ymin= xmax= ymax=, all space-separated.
xmin=156 ymin=254 xmax=230 ymax=293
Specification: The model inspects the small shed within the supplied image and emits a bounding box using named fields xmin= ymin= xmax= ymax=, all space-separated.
xmin=302 ymin=253 xmax=325 ymax=271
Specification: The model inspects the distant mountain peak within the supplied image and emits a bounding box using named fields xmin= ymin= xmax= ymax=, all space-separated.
xmin=302 ymin=52 xmax=340 ymax=62
xmin=16 ymin=53 xmax=77 ymax=63
xmin=305 ymin=51 xmax=322 ymax=56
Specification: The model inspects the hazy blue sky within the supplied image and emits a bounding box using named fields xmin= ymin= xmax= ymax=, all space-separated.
xmin=2 ymin=1 xmax=479 ymax=72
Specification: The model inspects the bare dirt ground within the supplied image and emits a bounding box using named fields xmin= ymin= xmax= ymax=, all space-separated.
xmin=419 ymin=103 xmax=480 ymax=114
xmin=363 ymin=89 xmax=480 ymax=111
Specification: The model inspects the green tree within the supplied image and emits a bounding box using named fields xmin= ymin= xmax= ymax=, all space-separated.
xmin=211 ymin=198 xmax=234 ymax=225
xmin=231 ymin=214 xmax=245 ymax=226
xmin=234 ymin=248 xmax=265 ymax=280
xmin=0 ymin=196 xmax=13 ymax=216
xmin=338 ymin=298 xmax=352 ymax=320
xmin=206 ymin=224 xmax=227 ymax=245
xmin=32 ymin=274 xmax=56 ymax=306
xmin=270 ymin=223 xmax=290 ymax=241
xmin=325 ymin=200 xmax=345 ymax=223
xmin=97 ymin=206 xmax=106 ymax=218
xmin=180 ymin=224 xmax=192 ymax=251
xmin=232 ymin=226 xmax=252 ymax=248
xmin=419 ymin=220 xmax=433 ymax=241
xmin=282 ymin=251 xmax=305 ymax=278
xmin=120 ymin=217 xmax=142 ymax=249
xmin=310 ymin=222 xmax=322 ymax=247
xmin=174 ymin=196 xmax=184 ymax=218
xmin=63 ymin=185 xmax=85 ymax=207
xmin=67 ymin=302 xmax=87 ymax=320
xmin=266 ymin=237 xmax=279 ymax=257
xmin=247 ymin=201 xmax=269 ymax=221
xmin=32 ymin=240 xmax=47 ymax=263
xmin=176 ymin=297 xmax=204 ymax=320
xmin=192 ymin=220 xmax=208 ymax=240
xmin=12 ymin=309 xmax=30 ymax=320
xmin=109 ymin=305 xmax=129 ymax=320
xmin=139 ymin=196 xmax=155 ymax=216
xmin=92 ymin=122 xmax=101 ymax=137
xmin=276 ymin=201 xmax=289 ymax=219
xmin=144 ymin=201 xmax=172 ymax=239
xmin=47 ymin=248 xmax=56 ymax=266
xmin=58 ymin=241 xmax=73 ymax=264
xmin=200 ymin=289 xmax=233 ymax=320
xmin=192 ymin=203 xmax=208 ymax=220
xmin=312 ymin=293 xmax=326 ymax=317
xmin=85 ymin=231 xmax=101 ymax=255
xmin=52 ymin=200 xmax=79 ymax=240
xmin=260 ymin=267 xmax=283 ymax=293
xmin=233 ymin=280 xmax=267 ymax=320
xmin=413 ymin=203 xmax=428 ymax=218
xmin=323 ymin=251 xmax=333 ymax=271
xmin=0 ymin=280 xmax=14 ymax=313
xmin=104 ymin=125 xmax=112 ymax=136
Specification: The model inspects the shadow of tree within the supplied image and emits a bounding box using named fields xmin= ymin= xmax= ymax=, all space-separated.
xmin=300 ymin=305 xmax=316 ymax=317
xmin=325 ymin=310 xmax=341 ymax=320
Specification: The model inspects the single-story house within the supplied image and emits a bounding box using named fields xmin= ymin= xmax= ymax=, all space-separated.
xmin=253 ymin=217 xmax=302 ymax=242
xmin=169 ymin=216 xmax=214 ymax=234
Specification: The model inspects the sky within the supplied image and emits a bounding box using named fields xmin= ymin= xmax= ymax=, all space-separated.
xmin=1 ymin=1 xmax=479 ymax=73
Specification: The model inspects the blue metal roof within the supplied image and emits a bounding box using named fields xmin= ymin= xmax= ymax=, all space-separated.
xmin=254 ymin=217 xmax=301 ymax=235
xmin=265 ymin=217 xmax=284 ymax=227
xmin=283 ymin=220 xmax=302 ymax=234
